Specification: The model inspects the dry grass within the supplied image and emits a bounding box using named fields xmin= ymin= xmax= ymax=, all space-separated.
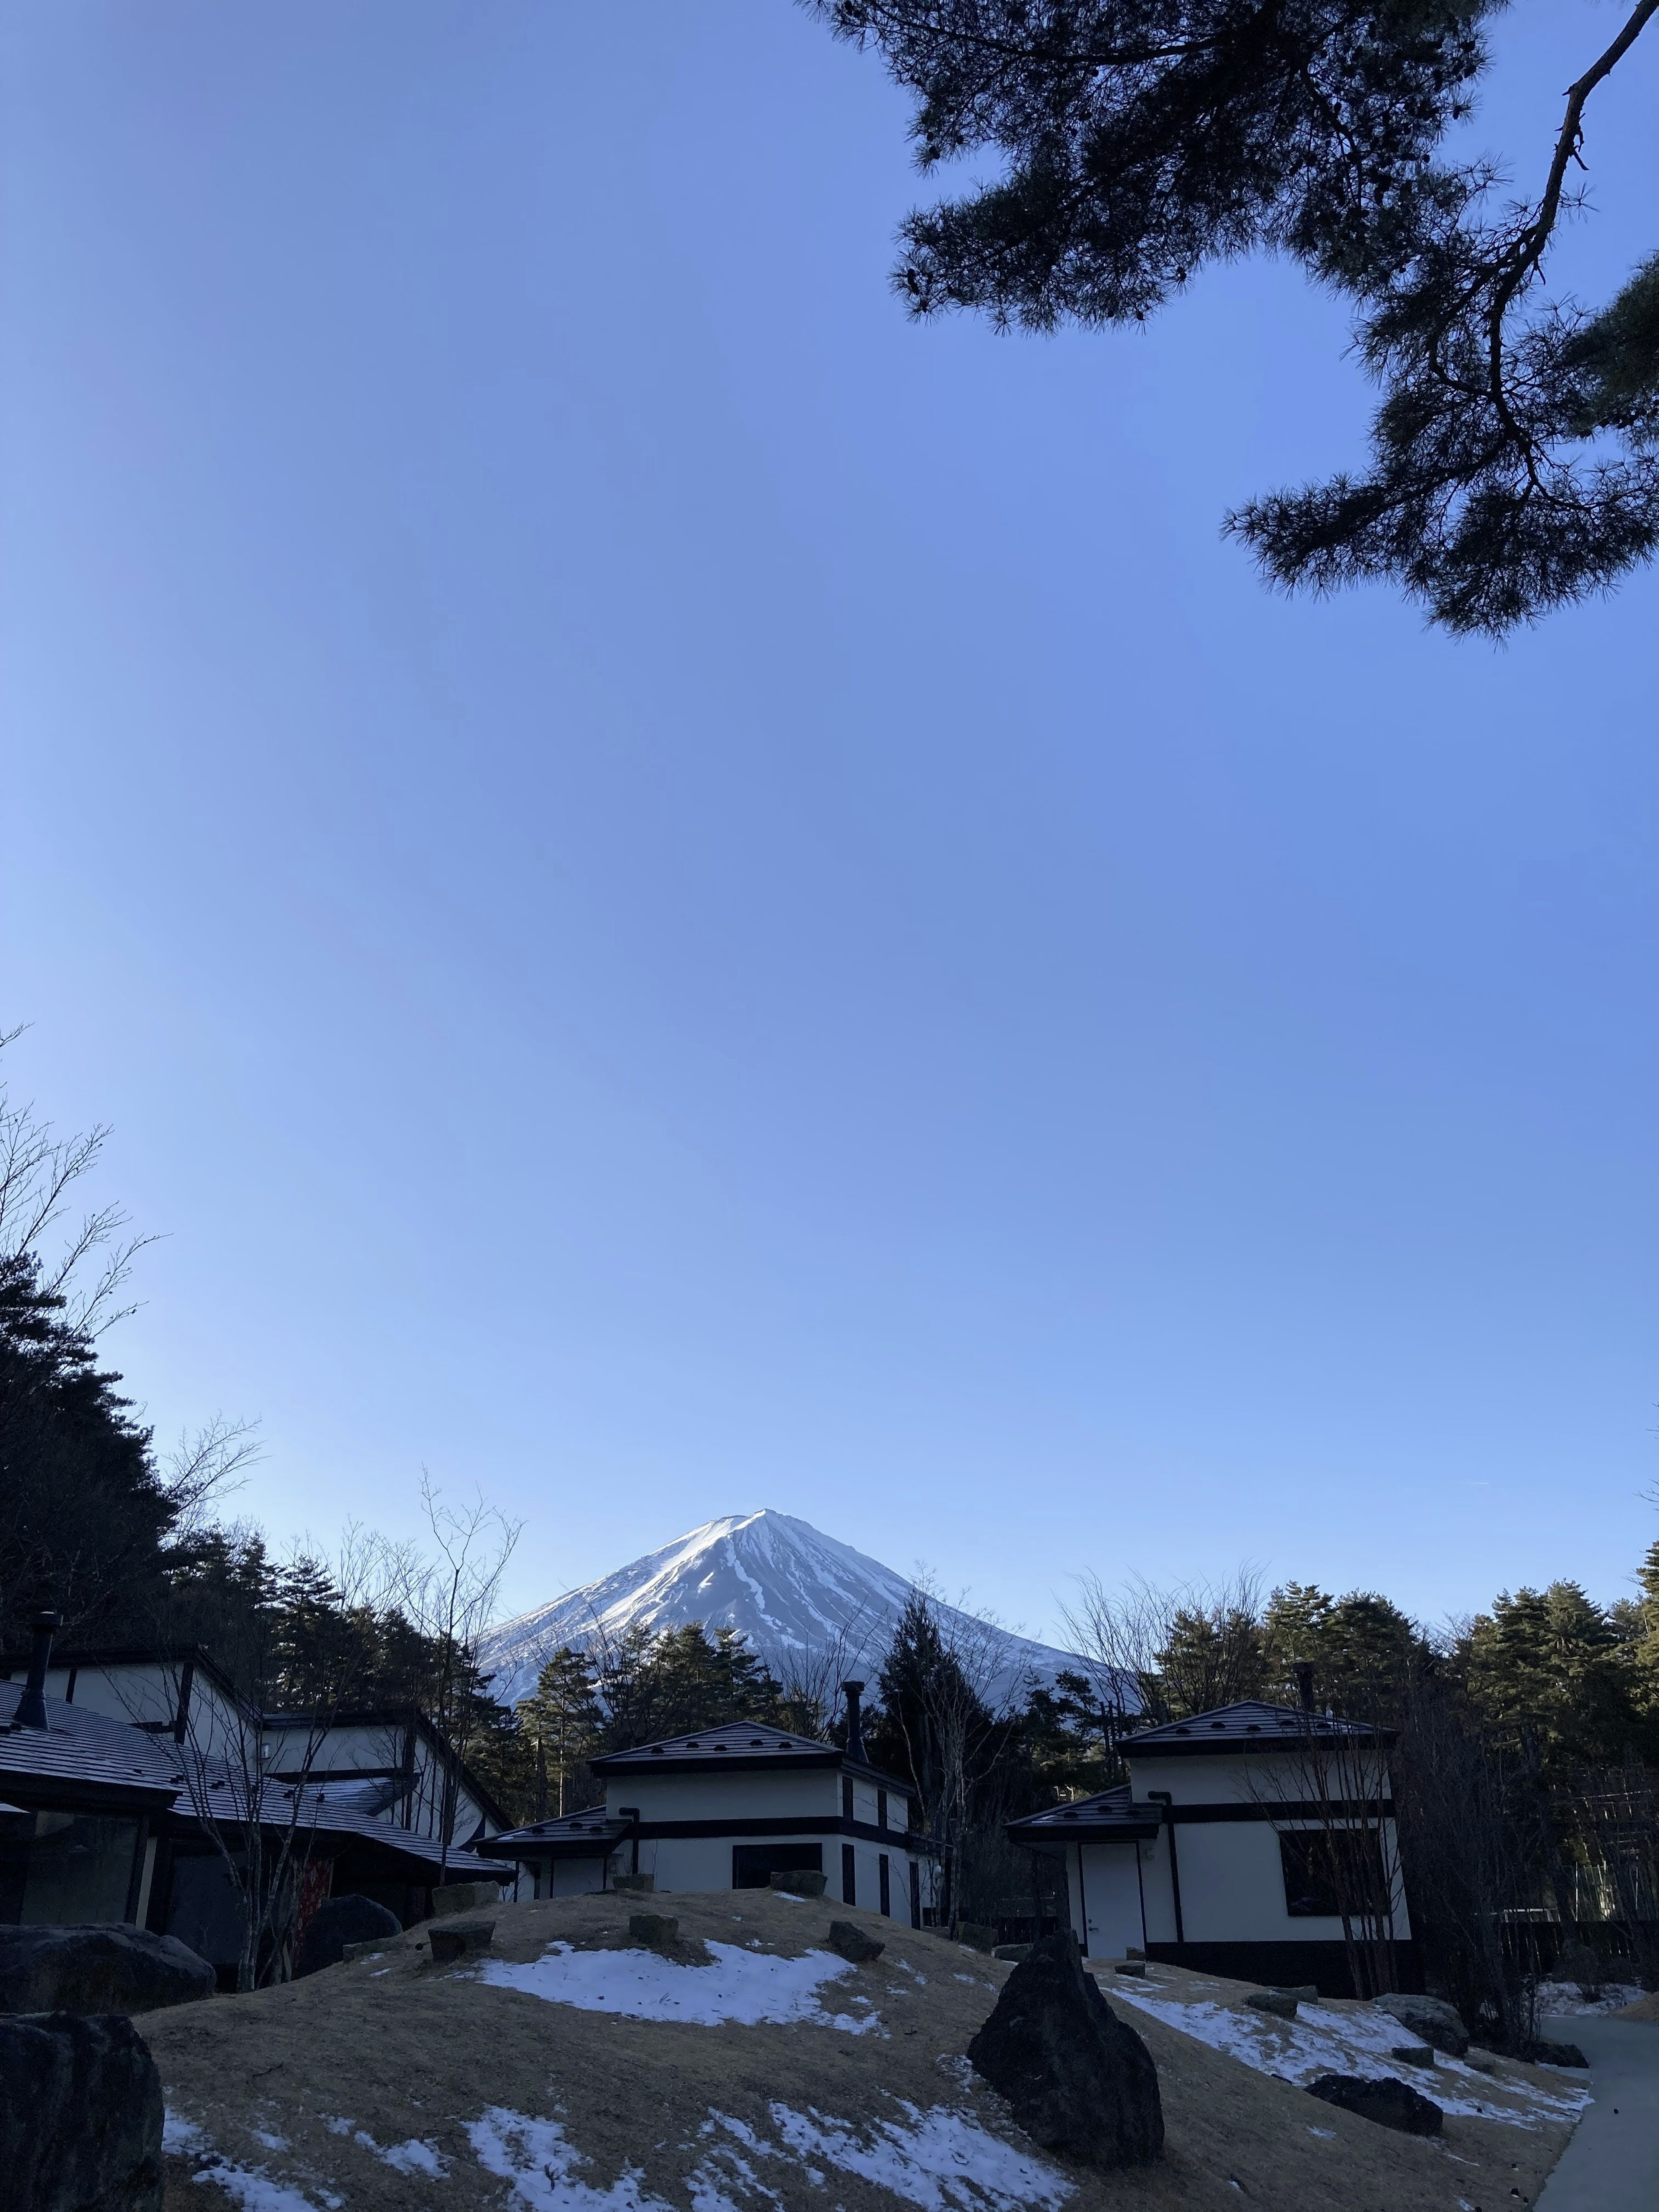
xmin=144 ymin=1891 xmax=1576 ymax=2212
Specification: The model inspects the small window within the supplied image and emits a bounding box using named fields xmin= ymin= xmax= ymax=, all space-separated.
xmin=907 ymin=1859 xmax=921 ymax=1930
xmin=878 ymin=1854 xmax=890 ymax=1917
xmin=842 ymin=1843 xmax=856 ymax=1906
xmin=1279 ymin=1829 xmax=1385 ymax=1919
xmin=732 ymin=1844 xmax=823 ymax=1890
xmin=842 ymin=1778 xmax=854 ymax=1824
xmin=877 ymin=1788 xmax=888 ymax=1831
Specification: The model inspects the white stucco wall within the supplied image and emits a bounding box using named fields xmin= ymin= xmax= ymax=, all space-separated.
xmin=1124 ymin=1749 xmax=1410 ymax=1947
xmin=602 ymin=1769 xmax=839 ymax=1824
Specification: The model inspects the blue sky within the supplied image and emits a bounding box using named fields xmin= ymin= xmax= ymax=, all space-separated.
xmin=2 ymin=2 xmax=1655 ymax=1643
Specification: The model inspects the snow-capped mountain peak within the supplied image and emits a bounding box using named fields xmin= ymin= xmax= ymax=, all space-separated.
xmin=480 ymin=1509 xmax=1087 ymax=1710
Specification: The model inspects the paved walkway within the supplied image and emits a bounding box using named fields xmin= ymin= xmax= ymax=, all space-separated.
xmin=1535 ymin=2013 xmax=1659 ymax=2212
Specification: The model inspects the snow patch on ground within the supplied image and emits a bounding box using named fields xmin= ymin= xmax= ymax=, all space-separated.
xmin=763 ymin=2101 xmax=1074 ymax=2212
xmin=1537 ymin=1978 xmax=1646 ymax=2016
xmin=467 ymin=2107 xmax=719 ymax=2212
xmin=164 ymin=2112 xmax=207 ymax=2155
xmin=1109 ymin=1980 xmax=1589 ymax=2129
xmin=347 ymin=2126 xmax=447 ymax=2174
xmin=188 ymin=2172 xmax=334 ymax=2212
xmin=477 ymin=1940 xmax=883 ymax=2034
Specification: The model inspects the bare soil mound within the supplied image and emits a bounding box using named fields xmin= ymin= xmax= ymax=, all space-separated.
xmin=143 ymin=1892 xmax=1577 ymax=2212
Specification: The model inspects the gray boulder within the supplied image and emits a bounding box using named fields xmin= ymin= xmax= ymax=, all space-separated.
xmin=1243 ymin=1990 xmax=1299 ymax=2020
xmin=967 ymin=1930 xmax=1163 ymax=2169
xmin=0 ymin=2010 xmax=164 ymax=2210
xmin=0 ymin=1926 xmax=213 ymax=2018
xmin=768 ymin=1870 xmax=826 ymax=1898
xmin=826 ymin=1920 xmax=884 ymax=1965
xmin=629 ymin=1913 xmax=680 ymax=1951
xmin=1306 ymin=2074 xmax=1443 ymax=2136
xmin=295 ymin=1895 xmax=402 ymax=1979
xmin=1372 ymin=1990 xmax=1469 ymax=2057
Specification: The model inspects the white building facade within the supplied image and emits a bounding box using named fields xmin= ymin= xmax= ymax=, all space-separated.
xmin=486 ymin=1713 xmax=941 ymax=1925
xmin=1008 ymin=1700 xmax=1416 ymax=1996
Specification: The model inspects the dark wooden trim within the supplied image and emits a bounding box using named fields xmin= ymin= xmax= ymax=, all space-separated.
xmin=591 ymin=1751 xmax=837 ymax=1779
xmin=491 ymin=1813 xmax=938 ymax=1855
xmin=124 ymin=1816 xmax=151 ymax=1924
xmin=1143 ymin=1937 xmax=1422 ymax=1998
xmin=0 ymin=1775 xmax=177 ymax=1818
xmin=173 ymin=1659 xmax=196 ymax=1745
xmin=1161 ymin=1800 xmax=1396 ymax=1824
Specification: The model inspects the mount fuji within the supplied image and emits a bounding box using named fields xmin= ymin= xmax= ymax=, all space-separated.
xmin=480 ymin=1510 xmax=1090 ymax=1710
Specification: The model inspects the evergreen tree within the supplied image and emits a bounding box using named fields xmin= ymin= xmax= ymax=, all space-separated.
xmin=1021 ymin=1669 xmax=1112 ymax=1797
xmin=1261 ymin=1582 xmax=1426 ymax=1721
xmin=1631 ymin=1541 xmax=1659 ymax=1719
xmin=519 ymin=1646 xmax=606 ymax=1818
xmin=1155 ymin=1595 xmax=1266 ymax=1716
xmin=0 ymin=1252 xmax=174 ymax=1645
xmin=811 ymin=2 xmax=1659 ymax=634
xmin=1460 ymin=1582 xmax=1646 ymax=1781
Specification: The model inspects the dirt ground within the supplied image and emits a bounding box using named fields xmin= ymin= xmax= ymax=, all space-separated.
xmin=144 ymin=1891 xmax=1578 ymax=2212
xmin=1612 ymin=1990 xmax=1659 ymax=2022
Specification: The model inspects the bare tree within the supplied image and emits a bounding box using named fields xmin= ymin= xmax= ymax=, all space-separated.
xmin=136 ymin=1522 xmax=410 ymax=1991
xmin=0 ymin=1028 xmax=154 ymax=1335
xmin=880 ymin=1580 xmax=1019 ymax=1932
xmin=158 ymin=1417 xmax=262 ymax=1537
xmin=1250 ymin=1701 xmax=1405 ymax=2000
xmin=774 ymin=1600 xmax=881 ymax=1740
xmin=399 ymin=1477 xmax=521 ymax=1876
xmin=1390 ymin=1666 xmax=1547 ymax=2049
xmin=1062 ymin=1567 xmax=1265 ymax=1743
xmin=1562 ymin=1755 xmax=1659 ymax=1990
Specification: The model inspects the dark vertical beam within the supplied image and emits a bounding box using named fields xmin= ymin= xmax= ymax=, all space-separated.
xmin=124 ymin=1817 xmax=151 ymax=1925
xmin=1147 ymin=1792 xmax=1184 ymax=1944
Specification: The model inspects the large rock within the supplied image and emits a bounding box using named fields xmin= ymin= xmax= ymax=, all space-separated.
xmin=0 ymin=2010 xmax=164 ymax=2210
xmin=294 ymin=1895 xmax=402 ymax=1979
xmin=0 ymin=1926 xmax=213 ymax=2018
xmin=1372 ymin=1990 xmax=1469 ymax=2057
xmin=1306 ymin=2074 xmax=1443 ymax=2135
xmin=967 ymin=1931 xmax=1163 ymax=2169
xmin=826 ymin=1920 xmax=884 ymax=1965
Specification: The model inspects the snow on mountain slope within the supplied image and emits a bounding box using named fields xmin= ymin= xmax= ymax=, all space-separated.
xmin=480 ymin=1510 xmax=1090 ymax=1709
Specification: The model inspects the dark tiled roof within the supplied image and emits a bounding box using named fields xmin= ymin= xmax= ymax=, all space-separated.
xmin=1007 ymin=1785 xmax=1162 ymax=1844
xmin=591 ymin=1721 xmax=833 ymax=1769
xmin=0 ymin=1683 xmax=181 ymax=1807
xmin=589 ymin=1719 xmax=912 ymax=1794
xmin=485 ymin=1805 xmax=634 ymax=1857
xmin=1121 ymin=1700 xmax=1386 ymax=1753
xmin=0 ymin=1684 xmax=511 ymax=1875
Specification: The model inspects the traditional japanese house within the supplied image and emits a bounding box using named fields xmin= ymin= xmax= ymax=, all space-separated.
xmin=1007 ymin=1685 xmax=1414 ymax=1994
xmin=2 ymin=1614 xmax=512 ymax=1969
xmin=485 ymin=1682 xmax=941 ymax=1923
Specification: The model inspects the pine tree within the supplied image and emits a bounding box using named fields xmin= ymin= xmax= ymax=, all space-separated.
xmin=1155 ymin=1598 xmax=1266 ymax=1716
xmin=520 ymin=1647 xmax=605 ymax=1818
xmin=1261 ymin=1583 xmax=1425 ymax=1721
xmin=811 ymin=2 xmax=1659 ymax=633
xmin=1632 ymin=1541 xmax=1659 ymax=1719
xmin=0 ymin=1252 xmax=175 ymax=1645
xmin=1460 ymin=1582 xmax=1644 ymax=1781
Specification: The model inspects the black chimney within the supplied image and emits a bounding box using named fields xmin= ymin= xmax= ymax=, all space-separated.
xmin=15 ymin=1611 xmax=60 ymax=1731
xmin=840 ymin=1679 xmax=867 ymax=1764
xmin=1293 ymin=1661 xmax=1316 ymax=1717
